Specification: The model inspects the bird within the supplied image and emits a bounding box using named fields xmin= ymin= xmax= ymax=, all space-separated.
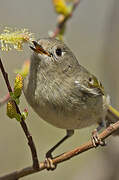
xmin=23 ymin=38 xmax=119 ymax=169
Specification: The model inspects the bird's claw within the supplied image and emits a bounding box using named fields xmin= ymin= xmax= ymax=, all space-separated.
xmin=91 ymin=129 xmax=106 ymax=147
xmin=44 ymin=157 xmax=57 ymax=171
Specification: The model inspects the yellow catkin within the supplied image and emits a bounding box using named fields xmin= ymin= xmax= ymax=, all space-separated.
xmin=7 ymin=100 xmax=17 ymax=119
xmin=53 ymin=0 xmax=70 ymax=16
xmin=14 ymin=74 xmax=23 ymax=98
xmin=0 ymin=27 xmax=34 ymax=51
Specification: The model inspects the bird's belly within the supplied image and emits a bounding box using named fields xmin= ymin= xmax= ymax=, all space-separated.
xmin=32 ymin=102 xmax=104 ymax=130
xmin=24 ymin=78 xmax=108 ymax=130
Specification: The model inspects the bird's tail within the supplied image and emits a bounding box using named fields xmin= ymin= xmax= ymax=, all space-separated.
xmin=106 ymin=105 xmax=119 ymax=135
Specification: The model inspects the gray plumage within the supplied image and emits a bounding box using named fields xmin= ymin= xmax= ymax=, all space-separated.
xmin=23 ymin=38 xmax=109 ymax=130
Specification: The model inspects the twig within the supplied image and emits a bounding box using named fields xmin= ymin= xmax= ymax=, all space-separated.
xmin=0 ymin=1 xmax=80 ymax=105
xmin=51 ymin=0 xmax=80 ymax=38
xmin=0 ymin=0 xmax=80 ymax=175
xmin=0 ymin=58 xmax=39 ymax=170
xmin=0 ymin=121 xmax=119 ymax=180
xmin=0 ymin=0 xmax=116 ymax=179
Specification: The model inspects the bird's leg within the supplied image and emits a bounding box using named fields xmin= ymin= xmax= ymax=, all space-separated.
xmin=92 ymin=120 xmax=106 ymax=147
xmin=45 ymin=129 xmax=74 ymax=170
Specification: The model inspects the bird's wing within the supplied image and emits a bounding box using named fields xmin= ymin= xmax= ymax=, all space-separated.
xmin=74 ymin=80 xmax=103 ymax=97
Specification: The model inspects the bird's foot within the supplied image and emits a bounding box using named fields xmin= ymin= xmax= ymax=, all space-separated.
xmin=44 ymin=158 xmax=56 ymax=171
xmin=91 ymin=129 xmax=106 ymax=147
xmin=45 ymin=152 xmax=57 ymax=171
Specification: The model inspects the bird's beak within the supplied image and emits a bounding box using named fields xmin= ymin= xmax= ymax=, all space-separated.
xmin=30 ymin=41 xmax=51 ymax=57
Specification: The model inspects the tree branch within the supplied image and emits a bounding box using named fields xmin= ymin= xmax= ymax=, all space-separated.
xmin=0 ymin=58 xmax=39 ymax=170
xmin=51 ymin=0 xmax=80 ymax=38
xmin=0 ymin=0 xmax=80 ymax=106
xmin=0 ymin=1 xmax=117 ymax=179
xmin=0 ymin=121 xmax=119 ymax=180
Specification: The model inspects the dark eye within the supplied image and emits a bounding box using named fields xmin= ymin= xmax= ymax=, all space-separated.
xmin=89 ymin=77 xmax=92 ymax=82
xmin=88 ymin=77 xmax=94 ymax=85
xmin=56 ymin=48 xmax=62 ymax=56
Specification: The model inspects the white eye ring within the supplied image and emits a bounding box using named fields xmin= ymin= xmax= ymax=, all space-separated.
xmin=88 ymin=77 xmax=94 ymax=85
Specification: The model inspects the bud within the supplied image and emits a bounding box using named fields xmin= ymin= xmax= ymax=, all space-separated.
xmin=7 ymin=100 xmax=17 ymax=119
xmin=53 ymin=0 xmax=71 ymax=16
xmin=14 ymin=74 xmax=23 ymax=98
xmin=21 ymin=108 xmax=28 ymax=120
xmin=7 ymin=99 xmax=21 ymax=121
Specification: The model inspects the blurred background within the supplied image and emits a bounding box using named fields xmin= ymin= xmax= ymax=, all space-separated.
xmin=0 ymin=0 xmax=119 ymax=179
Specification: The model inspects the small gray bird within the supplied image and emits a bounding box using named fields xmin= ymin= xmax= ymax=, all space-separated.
xmin=23 ymin=38 xmax=119 ymax=163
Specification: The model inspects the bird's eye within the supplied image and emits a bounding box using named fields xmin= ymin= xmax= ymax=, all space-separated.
xmin=88 ymin=77 xmax=94 ymax=85
xmin=89 ymin=77 xmax=92 ymax=82
xmin=55 ymin=48 xmax=62 ymax=56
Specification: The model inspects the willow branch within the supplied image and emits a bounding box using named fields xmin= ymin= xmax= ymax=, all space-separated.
xmin=0 ymin=58 xmax=39 ymax=170
xmin=1 ymin=121 xmax=119 ymax=180
xmin=51 ymin=0 xmax=80 ymax=38
xmin=0 ymin=1 xmax=80 ymax=106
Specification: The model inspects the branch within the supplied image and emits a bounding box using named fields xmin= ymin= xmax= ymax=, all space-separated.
xmin=0 ymin=0 xmax=80 ymax=106
xmin=1 ymin=121 xmax=119 ymax=180
xmin=0 ymin=58 xmax=39 ymax=170
xmin=51 ymin=0 xmax=80 ymax=38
